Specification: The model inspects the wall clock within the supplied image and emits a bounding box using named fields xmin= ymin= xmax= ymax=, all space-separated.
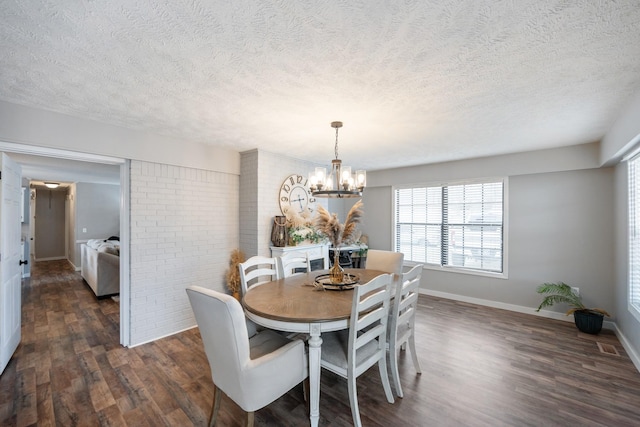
xmin=279 ymin=174 xmax=316 ymax=214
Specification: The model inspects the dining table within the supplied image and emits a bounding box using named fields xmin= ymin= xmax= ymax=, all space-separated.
xmin=242 ymin=268 xmax=390 ymax=427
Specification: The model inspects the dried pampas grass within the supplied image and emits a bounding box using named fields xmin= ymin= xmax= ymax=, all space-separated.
xmin=315 ymin=200 xmax=363 ymax=247
xmin=225 ymin=249 xmax=246 ymax=296
xmin=342 ymin=200 xmax=363 ymax=244
xmin=283 ymin=206 xmax=314 ymax=228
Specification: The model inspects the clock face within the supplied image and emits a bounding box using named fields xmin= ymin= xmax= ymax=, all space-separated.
xmin=279 ymin=174 xmax=316 ymax=214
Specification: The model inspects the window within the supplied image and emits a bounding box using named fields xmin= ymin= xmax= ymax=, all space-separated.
xmin=628 ymin=156 xmax=640 ymax=321
xmin=394 ymin=179 xmax=505 ymax=275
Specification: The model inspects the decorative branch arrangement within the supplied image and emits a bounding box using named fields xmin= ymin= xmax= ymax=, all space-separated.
xmin=314 ymin=200 xmax=364 ymax=247
xmin=315 ymin=200 xmax=364 ymax=284
xmin=225 ymin=249 xmax=246 ymax=299
xmin=283 ymin=206 xmax=314 ymax=229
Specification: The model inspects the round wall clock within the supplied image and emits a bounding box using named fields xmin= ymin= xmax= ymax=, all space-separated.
xmin=279 ymin=174 xmax=316 ymax=214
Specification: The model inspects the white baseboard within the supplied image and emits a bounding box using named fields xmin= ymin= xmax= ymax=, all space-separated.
xmin=419 ymin=288 xmax=638 ymax=372
xmin=611 ymin=323 xmax=640 ymax=373
xmin=127 ymin=324 xmax=197 ymax=348
xmin=34 ymin=256 xmax=66 ymax=262
xmin=420 ymin=288 xmax=576 ymax=323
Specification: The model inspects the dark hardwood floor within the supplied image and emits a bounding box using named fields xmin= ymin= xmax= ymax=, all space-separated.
xmin=1 ymin=260 xmax=640 ymax=426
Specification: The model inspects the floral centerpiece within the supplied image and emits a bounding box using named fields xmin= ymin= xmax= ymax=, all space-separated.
xmin=315 ymin=200 xmax=363 ymax=284
xmin=283 ymin=206 xmax=324 ymax=246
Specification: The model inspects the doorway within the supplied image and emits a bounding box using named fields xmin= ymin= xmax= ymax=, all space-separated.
xmin=33 ymin=186 xmax=67 ymax=261
xmin=0 ymin=141 xmax=131 ymax=347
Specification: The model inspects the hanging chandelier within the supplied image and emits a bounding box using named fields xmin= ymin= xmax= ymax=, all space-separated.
xmin=309 ymin=121 xmax=366 ymax=198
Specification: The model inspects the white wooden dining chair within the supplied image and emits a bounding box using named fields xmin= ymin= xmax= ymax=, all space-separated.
xmin=389 ymin=264 xmax=423 ymax=398
xmin=276 ymin=252 xmax=311 ymax=278
xmin=320 ymin=273 xmax=395 ymax=427
xmin=238 ymin=255 xmax=280 ymax=296
xmin=186 ymin=286 xmax=308 ymax=427
xmin=366 ymin=249 xmax=404 ymax=276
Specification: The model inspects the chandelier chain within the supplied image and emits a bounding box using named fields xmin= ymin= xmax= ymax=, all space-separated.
xmin=334 ymin=126 xmax=339 ymax=160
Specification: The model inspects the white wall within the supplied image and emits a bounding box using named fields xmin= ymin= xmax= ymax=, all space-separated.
xmin=362 ymin=145 xmax=615 ymax=319
xmin=129 ymin=161 xmax=239 ymax=345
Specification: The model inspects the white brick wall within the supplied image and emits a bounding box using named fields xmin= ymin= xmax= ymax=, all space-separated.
xmin=239 ymin=149 xmax=327 ymax=257
xmin=129 ymin=160 xmax=239 ymax=345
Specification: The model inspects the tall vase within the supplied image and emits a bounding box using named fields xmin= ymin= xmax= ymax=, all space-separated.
xmin=330 ymin=248 xmax=344 ymax=284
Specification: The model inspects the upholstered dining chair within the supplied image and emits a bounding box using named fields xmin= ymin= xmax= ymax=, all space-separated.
xmin=186 ymin=286 xmax=308 ymax=427
xmin=320 ymin=273 xmax=395 ymax=427
xmin=389 ymin=264 xmax=423 ymax=398
xmin=276 ymin=252 xmax=311 ymax=278
xmin=238 ymin=255 xmax=280 ymax=296
xmin=365 ymin=249 xmax=404 ymax=276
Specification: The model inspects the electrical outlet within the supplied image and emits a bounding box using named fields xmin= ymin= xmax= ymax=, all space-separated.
xmin=571 ymin=287 xmax=580 ymax=296
xmin=82 ymin=228 xmax=87 ymax=233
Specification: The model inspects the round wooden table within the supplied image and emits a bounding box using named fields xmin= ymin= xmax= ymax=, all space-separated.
xmin=243 ymin=268 xmax=388 ymax=427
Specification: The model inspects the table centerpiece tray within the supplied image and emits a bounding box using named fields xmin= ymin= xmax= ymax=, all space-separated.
xmin=314 ymin=273 xmax=360 ymax=291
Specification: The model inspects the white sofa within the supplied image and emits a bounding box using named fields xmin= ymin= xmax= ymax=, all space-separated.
xmin=81 ymin=239 xmax=120 ymax=298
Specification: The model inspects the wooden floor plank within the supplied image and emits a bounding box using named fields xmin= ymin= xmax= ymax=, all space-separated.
xmin=35 ymin=382 xmax=55 ymax=427
xmin=1 ymin=259 xmax=640 ymax=426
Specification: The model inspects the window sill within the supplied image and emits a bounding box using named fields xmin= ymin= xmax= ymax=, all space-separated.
xmin=415 ymin=262 xmax=508 ymax=279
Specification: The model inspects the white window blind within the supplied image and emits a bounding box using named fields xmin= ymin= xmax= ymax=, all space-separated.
xmin=395 ymin=180 xmax=504 ymax=273
xmin=395 ymin=187 xmax=442 ymax=264
xmin=628 ymin=156 xmax=640 ymax=319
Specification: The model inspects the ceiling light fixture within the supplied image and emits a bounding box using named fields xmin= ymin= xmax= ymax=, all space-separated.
xmin=309 ymin=121 xmax=366 ymax=198
xmin=44 ymin=182 xmax=59 ymax=189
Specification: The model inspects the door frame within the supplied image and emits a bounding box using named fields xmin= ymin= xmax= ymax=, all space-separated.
xmin=0 ymin=141 xmax=131 ymax=347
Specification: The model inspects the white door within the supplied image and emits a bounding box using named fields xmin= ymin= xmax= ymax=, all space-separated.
xmin=0 ymin=153 xmax=22 ymax=375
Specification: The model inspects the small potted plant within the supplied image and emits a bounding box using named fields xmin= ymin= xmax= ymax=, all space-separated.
xmin=536 ymin=282 xmax=610 ymax=334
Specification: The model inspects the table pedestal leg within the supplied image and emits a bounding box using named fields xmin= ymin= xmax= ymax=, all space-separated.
xmin=308 ymin=324 xmax=322 ymax=427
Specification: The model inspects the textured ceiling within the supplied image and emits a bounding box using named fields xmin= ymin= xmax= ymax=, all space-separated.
xmin=2 ymin=0 xmax=640 ymax=171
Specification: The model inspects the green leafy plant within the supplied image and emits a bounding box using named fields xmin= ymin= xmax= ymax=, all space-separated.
xmin=288 ymin=226 xmax=324 ymax=245
xmin=357 ymin=246 xmax=368 ymax=257
xmin=283 ymin=206 xmax=325 ymax=246
xmin=536 ymin=282 xmax=610 ymax=316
